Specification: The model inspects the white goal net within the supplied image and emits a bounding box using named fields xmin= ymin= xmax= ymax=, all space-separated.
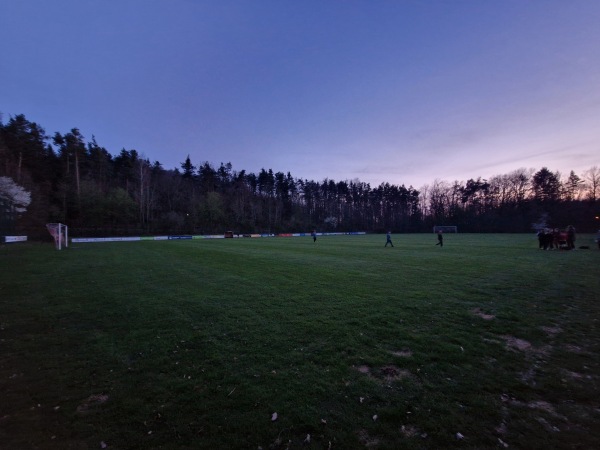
xmin=433 ymin=225 xmax=458 ymax=233
xmin=46 ymin=223 xmax=68 ymax=250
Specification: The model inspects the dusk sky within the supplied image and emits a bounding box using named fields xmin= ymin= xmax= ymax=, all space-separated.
xmin=2 ymin=0 xmax=599 ymax=188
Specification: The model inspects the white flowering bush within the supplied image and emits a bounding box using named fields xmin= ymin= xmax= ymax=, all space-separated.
xmin=0 ymin=176 xmax=31 ymax=213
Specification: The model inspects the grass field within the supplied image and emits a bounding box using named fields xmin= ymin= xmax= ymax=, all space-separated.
xmin=1 ymin=233 xmax=599 ymax=449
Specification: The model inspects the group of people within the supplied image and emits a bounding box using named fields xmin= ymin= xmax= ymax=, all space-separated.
xmin=316 ymin=227 xmax=596 ymax=250
xmin=537 ymin=225 xmax=576 ymax=250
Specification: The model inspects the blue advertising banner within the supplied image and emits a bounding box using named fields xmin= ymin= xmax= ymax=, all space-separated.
xmin=3 ymin=236 xmax=27 ymax=243
xmin=70 ymin=232 xmax=366 ymax=243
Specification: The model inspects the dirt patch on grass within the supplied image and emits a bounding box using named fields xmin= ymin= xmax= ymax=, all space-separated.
xmin=357 ymin=429 xmax=380 ymax=447
xmin=536 ymin=417 xmax=560 ymax=433
xmin=502 ymin=335 xmax=532 ymax=352
xmin=501 ymin=395 xmax=564 ymax=419
xmin=565 ymin=370 xmax=584 ymax=379
xmin=355 ymin=364 xmax=414 ymax=384
xmin=495 ymin=421 xmax=508 ymax=435
xmin=501 ymin=336 xmax=552 ymax=358
xmin=562 ymin=344 xmax=589 ymax=355
xmin=380 ymin=365 xmax=412 ymax=382
xmin=519 ymin=367 xmax=537 ymax=386
xmin=562 ymin=369 xmax=594 ymax=381
xmin=528 ymin=400 xmax=558 ymax=415
xmin=400 ymin=424 xmax=421 ymax=438
xmin=356 ymin=365 xmax=371 ymax=374
xmin=500 ymin=335 xmax=554 ymax=387
xmin=471 ymin=308 xmax=495 ymax=320
xmin=541 ymin=326 xmax=562 ymax=336
xmin=391 ymin=349 xmax=412 ymax=358
xmin=76 ymin=394 xmax=109 ymax=415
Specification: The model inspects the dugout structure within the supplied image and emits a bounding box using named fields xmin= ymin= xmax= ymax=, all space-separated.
xmin=433 ymin=225 xmax=458 ymax=233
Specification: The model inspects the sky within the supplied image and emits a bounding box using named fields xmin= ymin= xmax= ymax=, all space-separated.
xmin=2 ymin=0 xmax=599 ymax=188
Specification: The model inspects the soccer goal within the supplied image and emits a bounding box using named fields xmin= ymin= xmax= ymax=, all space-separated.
xmin=46 ymin=223 xmax=68 ymax=250
xmin=433 ymin=225 xmax=458 ymax=233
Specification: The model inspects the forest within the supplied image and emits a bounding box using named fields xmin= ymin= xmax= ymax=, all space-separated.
xmin=1 ymin=114 xmax=599 ymax=239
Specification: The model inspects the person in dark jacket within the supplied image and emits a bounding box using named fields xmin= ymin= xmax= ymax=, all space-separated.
xmin=436 ymin=231 xmax=443 ymax=247
xmin=566 ymin=225 xmax=576 ymax=250
xmin=537 ymin=230 xmax=545 ymax=249
xmin=385 ymin=231 xmax=394 ymax=247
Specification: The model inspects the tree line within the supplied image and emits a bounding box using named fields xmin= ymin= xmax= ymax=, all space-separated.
xmin=1 ymin=114 xmax=598 ymax=239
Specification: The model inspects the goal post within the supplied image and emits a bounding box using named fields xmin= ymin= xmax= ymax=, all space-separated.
xmin=46 ymin=223 xmax=68 ymax=250
xmin=433 ymin=225 xmax=458 ymax=233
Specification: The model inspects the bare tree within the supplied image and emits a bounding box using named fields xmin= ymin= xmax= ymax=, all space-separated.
xmin=583 ymin=166 xmax=600 ymax=201
xmin=429 ymin=179 xmax=452 ymax=220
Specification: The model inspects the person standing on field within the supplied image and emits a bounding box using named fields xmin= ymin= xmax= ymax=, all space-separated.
xmin=566 ymin=225 xmax=576 ymax=250
xmin=385 ymin=231 xmax=394 ymax=247
xmin=436 ymin=230 xmax=443 ymax=247
xmin=537 ymin=229 xmax=545 ymax=249
xmin=312 ymin=230 xmax=317 ymax=242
